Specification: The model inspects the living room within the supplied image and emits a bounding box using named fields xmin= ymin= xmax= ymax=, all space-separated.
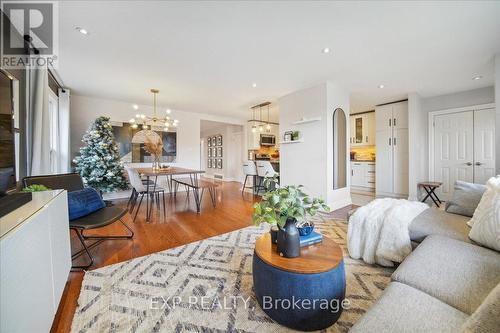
xmin=0 ymin=1 xmax=499 ymax=333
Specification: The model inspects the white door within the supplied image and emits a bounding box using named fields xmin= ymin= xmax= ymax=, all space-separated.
xmin=376 ymin=129 xmax=393 ymax=194
xmin=392 ymin=101 xmax=408 ymax=129
xmin=474 ymin=108 xmax=496 ymax=184
xmin=433 ymin=111 xmax=474 ymax=200
xmin=393 ymin=128 xmax=409 ymax=195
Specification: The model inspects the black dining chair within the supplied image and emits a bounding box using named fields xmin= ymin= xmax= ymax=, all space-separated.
xmin=23 ymin=173 xmax=134 ymax=270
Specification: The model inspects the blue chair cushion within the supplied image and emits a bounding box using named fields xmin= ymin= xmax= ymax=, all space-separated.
xmin=67 ymin=188 xmax=105 ymax=221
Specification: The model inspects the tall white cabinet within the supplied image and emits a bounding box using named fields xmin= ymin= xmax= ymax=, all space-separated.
xmin=0 ymin=190 xmax=71 ymax=333
xmin=376 ymin=101 xmax=409 ymax=197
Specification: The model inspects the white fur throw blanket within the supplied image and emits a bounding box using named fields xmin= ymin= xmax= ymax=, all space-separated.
xmin=347 ymin=198 xmax=429 ymax=267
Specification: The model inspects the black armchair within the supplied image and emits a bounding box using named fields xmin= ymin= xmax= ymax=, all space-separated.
xmin=23 ymin=173 xmax=134 ymax=270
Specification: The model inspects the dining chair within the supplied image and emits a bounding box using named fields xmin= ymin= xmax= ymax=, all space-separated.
xmin=256 ymin=161 xmax=279 ymax=193
xmin=125 ymin=167 xmax=166 ymax=221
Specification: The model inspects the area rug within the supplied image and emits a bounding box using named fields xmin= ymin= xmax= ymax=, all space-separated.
xmin=71 ymin=215 xmax=394 ymax=332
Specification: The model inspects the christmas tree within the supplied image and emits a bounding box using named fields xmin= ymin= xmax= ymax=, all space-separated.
xmin=74 ymin=116 xmax=129 ymax=192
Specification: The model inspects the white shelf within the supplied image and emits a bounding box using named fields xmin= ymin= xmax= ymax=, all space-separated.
xmin=280 ymin=139 xmax=304 ymax=144
xmin=292 ymin=117 xmax=321 ymax=125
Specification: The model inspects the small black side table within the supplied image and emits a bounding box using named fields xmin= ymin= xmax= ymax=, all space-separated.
xmin=419 ymin=181 xmax=443 ymax=207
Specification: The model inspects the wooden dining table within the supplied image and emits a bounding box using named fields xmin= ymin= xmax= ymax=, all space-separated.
xmin=133 ymin=166 xmax=205 ymax=222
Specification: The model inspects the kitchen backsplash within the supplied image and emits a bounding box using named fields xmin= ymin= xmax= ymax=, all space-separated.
xmin=351 ymin=146 xmax=376 ymax=160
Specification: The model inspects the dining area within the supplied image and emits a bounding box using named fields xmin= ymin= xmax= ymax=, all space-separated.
xmin=125 ymin=165 xmax=221 ymax=221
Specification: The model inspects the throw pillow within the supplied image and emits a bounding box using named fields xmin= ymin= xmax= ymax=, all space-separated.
xmin=468 ymin=176 xmax=500 ymax=251
xmin=461 ymin=282 xmax=500 ymax=333
xmin=67 ymin=188 xmax=105 ymax=220
xmin=445 ymin=180 xmax=487 ymax=218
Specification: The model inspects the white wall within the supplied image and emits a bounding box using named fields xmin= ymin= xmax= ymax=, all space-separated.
xmin=408 ymin=93 xmax=428 ymax=200
xmin=201 ymin=123 xmax=244 ymax=181
xmin=279 ymin=82 xmax=351 ymax=210
xmin=70 ymin=95 xmax=244 ymax=170
xmin=422 ymin=86 xmax=494 ymax=113
xmin=495 ymin=54 xmax=500 ymax=174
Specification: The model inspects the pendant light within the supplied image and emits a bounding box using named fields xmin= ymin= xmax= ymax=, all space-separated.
xmin=266 ymin=104 xmax=271 ymax=132
xmin=258 ymin=106 xmax=264 ymax=132
xmin=251 ymin=107 xmax=257 ymax=133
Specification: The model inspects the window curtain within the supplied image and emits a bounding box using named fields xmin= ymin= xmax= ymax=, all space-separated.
xmin=58 ymin=88 xmax=71 ymax=173
xmin=27 ymin=64 xmax=51 ymax=176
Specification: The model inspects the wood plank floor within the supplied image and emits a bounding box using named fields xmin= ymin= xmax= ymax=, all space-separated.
xmin=50 ymin=182 xmax=354 ymax=333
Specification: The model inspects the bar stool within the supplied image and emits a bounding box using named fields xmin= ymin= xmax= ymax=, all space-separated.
xmin=242 ymin=160 xmax=257 ymax=195
xmin=256 ymin=161 xmax=279 ymax=193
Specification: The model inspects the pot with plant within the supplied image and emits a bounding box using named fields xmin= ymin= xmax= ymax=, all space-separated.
xmin=252 ymin=175 xmax=329 ymax=258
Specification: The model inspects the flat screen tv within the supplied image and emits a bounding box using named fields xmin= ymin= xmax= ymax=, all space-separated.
xmin=0 ymin=71 xmax=16 ymax=194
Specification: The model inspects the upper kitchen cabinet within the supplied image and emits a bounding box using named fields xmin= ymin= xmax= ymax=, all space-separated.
xmin=350 ymin=111 xmax=375 ymax=146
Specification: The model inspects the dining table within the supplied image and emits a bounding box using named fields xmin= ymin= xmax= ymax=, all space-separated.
xmin=133 ymin=166 xmax=205 ymax=222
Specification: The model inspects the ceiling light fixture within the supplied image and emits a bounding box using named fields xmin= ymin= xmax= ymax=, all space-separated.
xmin=75 ymin=27 xmax=88 ymax=35
xmin=166 ymin=108 xmax=171 ymax=114
xmin=378 ymin=84 xmax=385 ymax=89
xmin=252 ymin=83 xmax=257 ymax=88
xmin=132 ymin=104 xmax=139 ymax=110
xmin=472 ymin=76 xmax=483 ymax=80
xmin=322 ymin=47 xmax=330 ymax=54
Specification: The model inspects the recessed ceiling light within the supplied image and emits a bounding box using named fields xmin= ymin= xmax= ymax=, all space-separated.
xmin=322 ymin=47 xmax=330 ymax=54
xmin=132 ymin=104 xmax=139 ymax=110
xmin=252 ymin=83 xmax=257 ymax=88
xmin=378 ymin=84 xmax=385 ymax=89
xmin=472 ymin=75 xmax=483 ymax=80
xmin=166 ymin=108 xmax=171 ymax=114
xmin=75 ymin=27 xmax=88 ymax=35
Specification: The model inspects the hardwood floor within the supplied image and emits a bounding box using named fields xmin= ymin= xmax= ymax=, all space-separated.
xmin=50 ymin=182 xmax=354 ymax=333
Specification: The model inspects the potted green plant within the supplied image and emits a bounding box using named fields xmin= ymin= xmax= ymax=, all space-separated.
xmin=22 ymin=184 xmax=51 ymax=192
xmin=252 ymin=175 xmax=329 ymax=258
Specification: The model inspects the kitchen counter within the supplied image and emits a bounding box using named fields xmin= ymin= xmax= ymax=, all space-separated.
xmin=350 ymin=160 xmax=375 ymax=163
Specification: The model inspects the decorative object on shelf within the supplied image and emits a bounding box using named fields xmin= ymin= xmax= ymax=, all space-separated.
xmin=74 ymin=116 xmax=129 ymax=193
xmin=284 ymin=131 xmax=293 ymax=142
xmin=217 ymin=159 xmax=223 ymax=169
xmin=292 ymin=131 xmax=300 ymax=141
xmin=217 ymin=147 xmax=222 ymax=157
xmin=143 ymin=134 xmax=163 ymax=170
xmin=297 ymin=220 xmax=314 ymax=236
xmin=252 ymin=174 xmax=330 ymax=258
xmin=216 ymin=135 xmax=222 ymax=146
xmin=129 ymin=89 xmax=178 ymax=133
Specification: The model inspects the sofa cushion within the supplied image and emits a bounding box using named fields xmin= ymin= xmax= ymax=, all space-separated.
xmin=461 ymin=282 xmax=500 ymax=333
xmin=349 ymin=282 xmax=468 ymax=333
xmin=445 ymin=180 xmax=486 ymax=217
xmin=392 ymin=235 xmax=500 ymax=315
xmin=409 ymin=208 xmax=471 ymax=243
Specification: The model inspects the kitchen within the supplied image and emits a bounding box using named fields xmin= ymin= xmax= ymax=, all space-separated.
xmin=246 ymin=102 xmax=280 ymax=192
xmin=350 ymin=110 xmax=376 ymax=197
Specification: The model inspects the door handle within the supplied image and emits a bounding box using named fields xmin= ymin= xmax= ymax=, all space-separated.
xmin=351 ymin=170 xmax=354 ymax=176
xmin=389 ymin=138 xmax=391 ymax=145
xmin=389 ymin=119 xmax=391 ymax=127
xmin=393 ymin=137 xmax=396 ymax=145
xmin=393 ymin=118 xmax=396 ymax=127
xmin=475 ymin=162 xmax=483 ymax=166
xmin=366 ymin=136 xmax=368 ymax=142
xmin=466 ymin=162 xmax=473 ymax=166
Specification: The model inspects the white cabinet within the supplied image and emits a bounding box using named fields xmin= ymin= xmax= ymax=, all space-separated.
xmin=375 ymin=101 xmax=408 ymax=198
xmin=350 ymin=112 xmax=375 ymax=146
xmin=351 ymin=162 xmax=376 ymax=189
xmin=0 ymin=190 xmax=71 ymax=333
xmin=247 ymin=123 xmax=260 ymax=150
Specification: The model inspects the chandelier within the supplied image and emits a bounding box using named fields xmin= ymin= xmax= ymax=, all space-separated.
xmin=129 ymin=89 xmax=178 ymax=132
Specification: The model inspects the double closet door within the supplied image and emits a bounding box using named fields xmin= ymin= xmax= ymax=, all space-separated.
xmin=433 ymin=108 xmax=496 ymax=201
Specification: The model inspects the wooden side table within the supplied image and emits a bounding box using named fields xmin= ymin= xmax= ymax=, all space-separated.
xmin=253 ymin=233 xmax=345 ymax=331
xmin=418 ymin=181 xmax=443 ymax=207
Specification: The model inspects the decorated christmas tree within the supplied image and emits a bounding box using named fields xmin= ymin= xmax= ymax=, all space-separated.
xmin=73 ymin=116 xmax=129 ymax=193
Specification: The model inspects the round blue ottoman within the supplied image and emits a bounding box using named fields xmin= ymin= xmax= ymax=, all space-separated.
xmin=253 ymin=234 xmax=346 ymax=331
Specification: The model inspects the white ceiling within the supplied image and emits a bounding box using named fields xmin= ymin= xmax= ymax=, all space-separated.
xmin=58 ymin=1 xmax=500 ymax=118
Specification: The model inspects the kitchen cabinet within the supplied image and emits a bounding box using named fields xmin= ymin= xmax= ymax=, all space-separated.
xmin=350 ymin=161 xmax=375 ymax=189
xmin=375 ymin=101 xmax=408 ymax=197
xmin=247 ymin=123 xmax=261 ymax=150
xmin=350 ymin=111 xmax=375 ymax=146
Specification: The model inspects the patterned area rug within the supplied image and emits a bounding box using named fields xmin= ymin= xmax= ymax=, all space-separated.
xmin=71 ymin=216 xmax=393 ymax=332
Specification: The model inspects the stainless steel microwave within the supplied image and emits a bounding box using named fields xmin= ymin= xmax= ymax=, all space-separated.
xmin=260 ymin=134 xmax=276 ymax=146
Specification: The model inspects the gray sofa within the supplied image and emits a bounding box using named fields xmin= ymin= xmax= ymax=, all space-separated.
xmin=350 ymin=207 xmax=500 ymax=333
